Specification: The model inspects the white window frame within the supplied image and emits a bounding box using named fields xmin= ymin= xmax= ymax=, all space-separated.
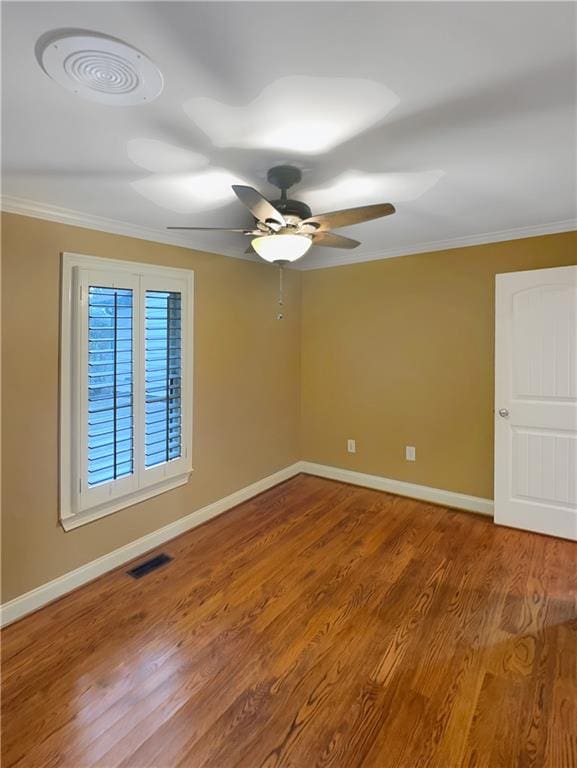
xmin=60 ymin=252 xmax=194 ymax=530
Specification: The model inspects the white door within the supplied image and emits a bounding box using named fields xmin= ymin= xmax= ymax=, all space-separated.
xmin=495 ymin=264 xmax=577 ymax=540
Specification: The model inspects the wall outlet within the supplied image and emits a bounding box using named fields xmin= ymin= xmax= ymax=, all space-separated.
xmin=405 ymin=445 xmax=416 ymax=461
xmin=347 ymin=439 xmax=356 ymax=454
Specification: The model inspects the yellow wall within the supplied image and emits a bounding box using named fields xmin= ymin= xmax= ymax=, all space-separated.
xmin=2 ymin=215 xmax=576 ymax=604
xmin=300 ymin=232 xmax=577 ymax=499
xmin=1 ymin=213 xmax=301 ymax=602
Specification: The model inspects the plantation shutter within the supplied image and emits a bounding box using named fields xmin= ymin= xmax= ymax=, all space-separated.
xmin=87 ymin=286 xmax=134 ymax=485
xmin=145 ymin=290 xmax=183 ymax=467
xmin=60 ymin=253 xmax=192 ymax=528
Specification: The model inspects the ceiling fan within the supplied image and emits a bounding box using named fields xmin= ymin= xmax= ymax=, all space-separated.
xmin=168 ymin=165 xmax=395 ymax=264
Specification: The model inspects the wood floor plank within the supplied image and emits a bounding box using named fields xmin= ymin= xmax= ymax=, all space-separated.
xmin=1 ymin=474 xmax=575 ymax=768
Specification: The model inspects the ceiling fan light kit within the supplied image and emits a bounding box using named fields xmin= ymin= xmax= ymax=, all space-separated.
xmin=252 ymin=233 xmax=313 ymax=263
xmin=168 ymin=164 xmax=396 ymax=265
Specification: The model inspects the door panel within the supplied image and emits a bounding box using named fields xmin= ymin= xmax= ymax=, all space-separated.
xmin=512 ymin=285 xmax=576 ymax=399
xmin=512 ymin=428 xmax=577 ymax=506
xmin=495 ymin=265 xmax=577 ymax=540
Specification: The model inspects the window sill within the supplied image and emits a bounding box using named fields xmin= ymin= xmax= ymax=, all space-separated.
xmin=60 ymin=471 xmax=193 ymax=531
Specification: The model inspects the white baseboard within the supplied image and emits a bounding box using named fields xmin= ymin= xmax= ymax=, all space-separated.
xmin=0 ymin=463 xmax=302 ymax=628
xmin=0 ymin=461 xmax=493 ymax=627
xmin=299 ymin=461 xmax=494 ymax=517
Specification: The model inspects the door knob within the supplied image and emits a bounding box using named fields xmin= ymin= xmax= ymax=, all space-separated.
xmin=498 ymin=408 xmax=509 ymax=418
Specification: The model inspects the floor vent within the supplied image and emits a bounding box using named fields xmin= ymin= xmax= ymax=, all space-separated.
xmin=127 ymin=553 xmax=173 ymax=579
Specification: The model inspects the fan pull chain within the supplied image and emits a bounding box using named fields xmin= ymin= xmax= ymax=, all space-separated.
xmin=277 ymin=265 xmax=284 ymax=320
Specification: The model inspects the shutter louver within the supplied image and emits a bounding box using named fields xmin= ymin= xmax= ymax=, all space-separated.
xmin=145 ymin=290 xmax=182 ymax=467
xmin=87 ymin=286 xmax=134 ymax=486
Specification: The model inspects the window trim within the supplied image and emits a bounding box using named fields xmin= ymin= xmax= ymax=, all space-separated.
xmin=60 ymin=252 xmax=194 ymax=531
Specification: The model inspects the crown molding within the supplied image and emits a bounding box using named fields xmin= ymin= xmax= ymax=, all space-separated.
xmin=298 ymin=218 xmax=577 ymax=270
xmin=0 ymin=195 xmax=253 ymax=262
xmin=1 ymin=194 xmax=575 ymax=270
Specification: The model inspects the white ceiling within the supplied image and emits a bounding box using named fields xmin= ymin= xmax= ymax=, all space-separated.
xmin=2 ymin=1 xmax=576 ymax=269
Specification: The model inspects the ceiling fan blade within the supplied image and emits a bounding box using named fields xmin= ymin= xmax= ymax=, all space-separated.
xmin=232 ymin=185 xmax=286 ymax=227
xmin=303 ymin=203 xmax=395 ymax=231
xmin=167 ymin=226 xmax=252 ymax=232
xmin=312 ymin=232 xmax=361 ymax=249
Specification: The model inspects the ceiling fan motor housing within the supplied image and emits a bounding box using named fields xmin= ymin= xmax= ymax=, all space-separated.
xmin=267 ymin=164 xmax=302 ymax=190
xmin=271 ymin=197 xmax=312 ymax=222
xmin=266 ymin=164 xmax=313 ymax=224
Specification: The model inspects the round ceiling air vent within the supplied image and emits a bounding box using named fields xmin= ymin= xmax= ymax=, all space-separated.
xmin=36 ymin=30 xmax=163 ymax=106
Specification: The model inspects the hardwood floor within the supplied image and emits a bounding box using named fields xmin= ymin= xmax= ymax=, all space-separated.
xmin=2 ymin=474 xmax=576 ymax=767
